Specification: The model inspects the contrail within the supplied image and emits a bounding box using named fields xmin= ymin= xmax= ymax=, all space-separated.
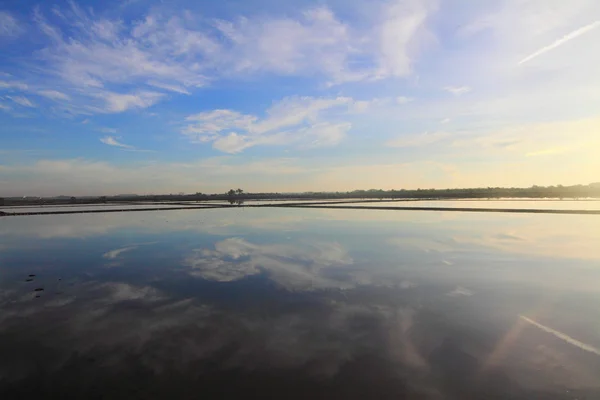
xmin=519 ymin=20 xmax=600 ymax=65
xmin=520 ymin=315 xmax=600 ymax=356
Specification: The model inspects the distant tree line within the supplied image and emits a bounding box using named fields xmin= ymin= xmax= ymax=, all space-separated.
xmin=3 ymin=183 xmax=600 ymax=206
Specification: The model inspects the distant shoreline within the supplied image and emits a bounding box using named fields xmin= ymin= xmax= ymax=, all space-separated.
xmin=2 ymin=182 xmax=600 ymax=208
xmin=2 ymin=198 xmax=600 ymax=217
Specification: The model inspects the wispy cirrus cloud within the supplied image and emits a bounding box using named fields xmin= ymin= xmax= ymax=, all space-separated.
xmin=443 ymin=86 xmax=471 ymax=96
xmin=37 ymin=90 xmax=70 ymax=101
xmin=386 ymin=131 xmax=450 ymax=148
xmin=183 ymin=96 xmax=356 ymax=153
xmin=100 ymin=136 xmax=134 ymax=149
xmin=0 ymin=11 xmax=22 ymax=37
xmin=1 ymin=1 xmax=435 ymax=116
xmin=7 ymin=96 xmax=35 ymax=107
xmin=99 ymin=135 xmax=154 ymax=152
xmin=0 ymin=80 xmax=28 ymax=90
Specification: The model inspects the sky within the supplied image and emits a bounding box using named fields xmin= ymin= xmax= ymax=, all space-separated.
xmin=0 ymin=0 xmax=599 ymax=196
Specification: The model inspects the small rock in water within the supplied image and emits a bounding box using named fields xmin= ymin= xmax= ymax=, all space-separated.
xmin=28 ymin=274 xmax=36 ymax=277
xmin=35 ymin=295 xmax=41 ymax=298
xmin=25 ymin=278 xmax=33 ymax=282
xmin=34 ymin=288 xmax=44 ymax=292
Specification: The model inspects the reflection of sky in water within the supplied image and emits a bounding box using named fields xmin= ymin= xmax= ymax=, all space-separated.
xmin=322 ymin=199 xmax=600 ymax=210
xmin=1 ymin=207 xmax=600 ymax=398
xmin=0 ymin=203 xmax=212 ymax=213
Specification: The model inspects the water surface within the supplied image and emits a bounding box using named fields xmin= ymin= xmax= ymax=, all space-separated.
xmin=1 ymin=207 xmax=599 ymax=399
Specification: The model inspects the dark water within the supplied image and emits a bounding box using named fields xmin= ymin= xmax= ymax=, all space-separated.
xmin=1 ymin=207 xmax=599 ymax=399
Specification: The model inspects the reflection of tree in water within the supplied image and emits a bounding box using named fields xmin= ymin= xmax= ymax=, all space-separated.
xmin=227 ymin=188 xmax=244 ymax=205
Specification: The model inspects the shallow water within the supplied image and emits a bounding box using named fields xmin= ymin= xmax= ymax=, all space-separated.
xmin=320 ymin=199 xmax=600 ymax=210
xmin=0 ymin=203 xmax=212 ymax=214
xmin=1 ymin=207 xmax=599 ymax=399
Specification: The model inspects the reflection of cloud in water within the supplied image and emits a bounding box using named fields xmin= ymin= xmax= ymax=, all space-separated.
xmin=399 ymin=280 xmax=417 ymax=289
xmin=2 ymin=277 xmax=599 ymax=397
xmin=447 ymin=286 xmax=474 ymax=297
xmin=101 ymin=242 xmax=158 ymax=267
xmin=103 ymin=246 xmax=138 ymax=259
xmin=520 ymin=315 xmax=600 ymax=357
xmin=388 ymin=237 xmax=458 ymax=253
xmin=0 ymin=209 xmax=308 ymax=240
xmin=103 ymin=282 xmax=164 ymax=303
xmin=493 ymin=233 xmax=526 ymax=241
xmin=183 ymin=238 xmax=354 ymax=290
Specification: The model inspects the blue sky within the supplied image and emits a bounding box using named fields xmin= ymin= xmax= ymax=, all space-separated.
xmin=1 ymin=0 xmax=599 ymax=196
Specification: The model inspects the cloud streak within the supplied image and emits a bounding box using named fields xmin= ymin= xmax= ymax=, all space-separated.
xmin=103 ymin=246 xmax=138 ymax=259
xmin=519 ymin=20 xmax=600 ymax=65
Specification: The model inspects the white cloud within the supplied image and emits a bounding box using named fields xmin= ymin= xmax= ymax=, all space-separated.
xmin=376 ymin=0 xmax=435 ymax=78
xmin=183 ymin=96 xmax=354 ymax=153
xmin=396 ymin=96 xmax=413 ymax=104
xmin=214 ymin=1 xmax=435 ymax=84
xmin=443 ymin=86 xmax=471 ymax=96
xmin=99 ymin=91 xmax=163 ymax=113
xmin=0 ymin=80 xmax=28 ymax=90
xmin=100 ymin=136 xmax=134 ymax=149
xmin=147 ymin=80 xmax=191 ymax=95
xmin=7 ymin=96 xmax=35 ymax=107
xmin=212 ymin=133 xmax=252 ymax=154
xmin=213 ymin=7 xmax=353 ymax=81
xmin=301 ymin=122 xmax=351 ymax=148
xmin=386 ymin=131 xmax=450 ymax=147
xmin=0 ymin=11 xmax=21 ymax=37
xmin=252 ymin=96 xmax=352 ymax=134
xmin=3 ymin=0 xmax=435 ymax=117
xmin=519 ymin=20 xmax=600 ymax=64
xmin=37 ymin=90 xmax=70 ymax=100
xmin=184 ymin=109 xmax=256 ymax=141
xmin=460 ymin=0 xmax=597 ymax=40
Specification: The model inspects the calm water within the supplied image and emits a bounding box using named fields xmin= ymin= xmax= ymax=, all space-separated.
xmin=1 ymin=207 xmax=599 ymax=399
xmin=0 ymin=203 xmax=211 ymax=213
xmin=322 ymin=199 xmax=600 ymax=210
